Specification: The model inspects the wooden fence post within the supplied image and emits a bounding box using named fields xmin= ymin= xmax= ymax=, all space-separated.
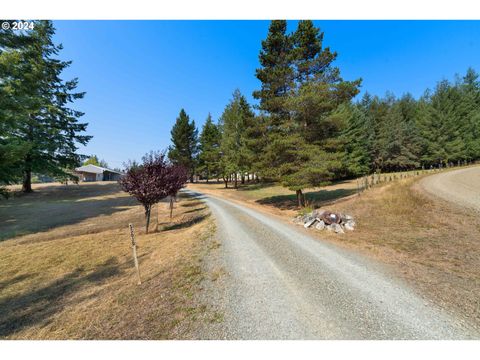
xmin=129 ymin=223 xmax=142 ymax=285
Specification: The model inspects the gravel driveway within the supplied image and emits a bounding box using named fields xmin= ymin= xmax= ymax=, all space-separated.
xmin=187 ymin=190 xmax=478 ymax=339
xmin=420 ymin=166 xmax=480 ymax=212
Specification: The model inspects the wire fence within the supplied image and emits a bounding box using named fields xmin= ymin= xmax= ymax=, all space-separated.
xmin=356 ymin=159 xmax=479 ymax=195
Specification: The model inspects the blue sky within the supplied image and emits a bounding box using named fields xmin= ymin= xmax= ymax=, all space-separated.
xmin=53 ymin=20 xmax=480 ymax=168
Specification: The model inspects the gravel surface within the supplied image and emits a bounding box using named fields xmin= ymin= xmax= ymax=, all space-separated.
xmin=420 ymin=166 xmax=480 ymax=212
xmin=186 ymin=190 xmax=479 ymax=340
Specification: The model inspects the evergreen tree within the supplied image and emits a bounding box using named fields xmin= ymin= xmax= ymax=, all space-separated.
xmin=253 ymin=20 xmax=294 ymax=121
xmin=0 ymin=24 xmax=32 ymax=195
xmin=364 ymin=94 xmax=391 ymax=171
xmin=339 ymin=103 xmax=372 ymax=177
xmin=381 ymin=97 xmax=420 ymax=171
xmin=292 ymin=20 xmax=337 ymax=84
xmin=459 ymin=68 xmax=480 ymax=160
xmin=198 ymin=113 xmax=221 ymax=182
xmin=168 ymin=109 xmax=198 ymax=182
xmin=256 ymin=20 xmax=360 ymax=206
xmin=416 ymin=80 xmax=466 ymax=166
xmin=242 ymin=113 xmax=269 ymax=183
xmin=218 ymin=90 xmax=251 ymax=188
xmin=237 ymin=94 xmax=256 ymax=183
xmin=1 ymin=21 xmax=91 ymax=193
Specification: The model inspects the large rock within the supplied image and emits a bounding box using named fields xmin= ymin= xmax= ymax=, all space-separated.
xmin=293 ymin=210 xmax=354 ymax=232
xmin=302 ymin=214 xmax=315 ymax=224
xmin=331 ymin=223 xmax=345 ymax=234
xmin=347 ymin=219 xmax=356 ymax=227
xmin=304 ymin=218 xmax=317 ymax=228
xmin=344 ymin=221 xmax=355 ymax=231
xmin=320 ymin=211 xmax=341 ymax=225
xmin=315 ymin=220 xmax=325 ymax=230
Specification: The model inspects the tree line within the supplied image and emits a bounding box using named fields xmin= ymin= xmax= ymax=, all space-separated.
xmin=341 ymin=71 xmax=480 ymax=176
xmin=0 ymin=20 xmax=90 ymax=196
xmin=2 ymin=20 xmax=479 ymax=205
xmin=167 ymin=20 xmax=480 ymax=207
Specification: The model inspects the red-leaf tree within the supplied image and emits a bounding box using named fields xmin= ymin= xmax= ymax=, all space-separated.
xmin=165 ymin=164 xmax=189 ymax=219
xmin=120 ymin=152 xmax=189 ymax=232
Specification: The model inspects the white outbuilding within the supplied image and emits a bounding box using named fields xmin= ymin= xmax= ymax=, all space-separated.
xmin=74 ymin=164 xmax=123 ymax=182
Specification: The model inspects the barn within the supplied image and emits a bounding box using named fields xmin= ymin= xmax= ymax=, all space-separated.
xmin=74 ymin=164 xmax=123 ymax=182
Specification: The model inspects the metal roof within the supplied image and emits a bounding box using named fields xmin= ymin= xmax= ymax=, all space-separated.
xmin=75 ymin=164 xmax=123 ymax=174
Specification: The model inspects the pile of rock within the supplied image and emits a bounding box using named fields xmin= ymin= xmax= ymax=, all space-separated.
xmin=293 ymin=209 xmax=355 ymax=234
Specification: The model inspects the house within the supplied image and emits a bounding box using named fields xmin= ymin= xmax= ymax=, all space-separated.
xmin=74 ymin=164 xmax=123 ymax=182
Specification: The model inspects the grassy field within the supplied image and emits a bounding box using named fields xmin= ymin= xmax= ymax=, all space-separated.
xmin=189 ymin=173 xmax=480 ymax=328
xmin=188 ymin=168 xmax=436 ymax=213
xmin=326 ymin=178 xmax=480 ymax=326
xmin=189 ymin=179 xmax=358 ymax=216
xmin=0 ymin=182 xmax=218 ymax=339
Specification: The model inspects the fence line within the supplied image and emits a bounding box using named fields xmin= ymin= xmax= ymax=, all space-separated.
xmin=357 ymin=160 xmax=478 ymax=195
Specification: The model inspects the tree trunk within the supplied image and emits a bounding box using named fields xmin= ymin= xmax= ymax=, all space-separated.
xmin=296 ymin=189 xmax=304 ymax=208
xmin=224 ymin=177 xmax=228 ymax=188
xmin=241 ymin=174 xmax=245 ymax=184
xmin=22 ymin=169 xmax=33 ymax=193
xmin=145 ymin=206 xmax=151 ymax=234
xmin=234 ymin=173 xmax=238 ymax=189
xmin=169 ymin=196 xmax=174 ymax=220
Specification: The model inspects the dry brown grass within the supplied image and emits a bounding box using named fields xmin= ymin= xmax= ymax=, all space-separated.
xmin=0 ymin=183 xmax=216 ymax=339
xmin=188 ymin=179 xmax=358 ymax=218
xmin=190 ymin=176 xmax=480 ymax=328
xmin=310 ymin=178 xmax=480 ymax=326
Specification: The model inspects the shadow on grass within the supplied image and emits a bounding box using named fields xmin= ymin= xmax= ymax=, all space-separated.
xmin=257 ymin=188 xmax=357 ymax=210
xmin=0 ymin=273 xmax=37 ymax=292
xmin=162 ymin=213 xmax=210 ymax=232
xmin=236 ymin=182 xmax=276 ymax=191
xmin=180 ymin=201 xmax=204 ymax=208
xmin=0 ymin=257 xmax=122 ymax=338
xmin=0 ymin=185 xmax=137 ymax=242
xmin=183 ymin=206 xmax=207 ymax=214
xmin=7 ymin=183 xmax=123 ymax=201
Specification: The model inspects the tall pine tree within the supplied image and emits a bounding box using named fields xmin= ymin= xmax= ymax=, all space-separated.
xmin=339 ymin=102 xmax=372 ymax=177
xmin=198 ymin=113 xmax=221 ymax=182
xmin=218 ymin=90 xmax=252 ymax=188
xmin=254 ymin=20 xmax=360 ymax=206
xmin=168 ymin=109 xmax=198 ymax=182
xmin=1 ymin=21 xmax=91 ymax=193
xmin=253 ymin=20 xmax=294 ymax=120
xmin=0 ymin=23 xmax=32 ymax=195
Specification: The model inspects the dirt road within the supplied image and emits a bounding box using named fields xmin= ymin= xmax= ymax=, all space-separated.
xmin=188 ymin=190 xmax=478 ymax=339
xmin=420 ymin=166 xmax=480 ymax=212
